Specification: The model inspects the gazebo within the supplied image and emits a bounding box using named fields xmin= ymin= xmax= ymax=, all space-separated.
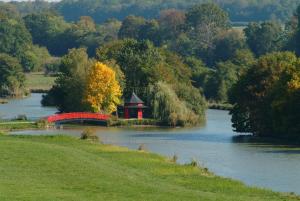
xmin=124 ymin=92 xmax=147 ymax=119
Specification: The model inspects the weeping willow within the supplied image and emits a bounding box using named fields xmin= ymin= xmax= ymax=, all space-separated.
xmin=149 ymin=82 xmax=204 ymax=127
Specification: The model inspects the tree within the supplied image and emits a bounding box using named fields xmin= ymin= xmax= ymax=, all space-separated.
xmin=229 ymin=52 xmax=300 ymax=137
xmin=158 ymin=9 xmax=186 ymax=41
xmin=97 ymin=39 xmax=163 ymax=98
xmin=0 ymin=11 xmax=32 ymax=60
xmin=138 ymin=20 xmax=161 ymax=45
xmin=42 ymin=48 xmax=92 ymax=112
xmin=244 ymin=21 xmax=285 ymax=56
xmin=149 ymin=82 xmax=200 ymax=127
xmin=23 ymin=11 xmax=70 ymax=55
xmin=118 ymin=16 xmax=146 ymax=39
xmin=0 ymin=54 xmax=25 ymax=97
xmin=84 ymin=62 xmax=122 ymax=113
xmin=185 ymin=3 xmax=230 ymax=65
xmin=213 ymin=30 xmax=246 ymax=62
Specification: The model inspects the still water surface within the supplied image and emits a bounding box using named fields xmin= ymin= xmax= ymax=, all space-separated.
xmin=5 ymin=94 xmax=300 ymax=194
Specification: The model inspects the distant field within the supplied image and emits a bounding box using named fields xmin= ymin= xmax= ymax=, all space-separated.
xmin=0 ymin=135 xmax=298 ymax=201
xmin=25 ymin=73 xmax=57 ymax=91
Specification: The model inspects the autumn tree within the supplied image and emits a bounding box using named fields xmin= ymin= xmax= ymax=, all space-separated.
xmin=84 ymin=62 xmax=122 ymax=113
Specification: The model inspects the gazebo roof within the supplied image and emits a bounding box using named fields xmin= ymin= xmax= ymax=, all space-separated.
xmin=126 ymin=92 xmax=144 ymax=104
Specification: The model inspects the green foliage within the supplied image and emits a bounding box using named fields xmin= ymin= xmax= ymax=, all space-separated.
xmin=0 ymin=54 xmax=26 ymax=97
xmin=149 ymin=82 xmax=202 ymax=127
xmin=213 ymin=30 xmax=247 ymax=62
xmin=54 ymin=0 xmax=300 ymax=23
xmin=229 ymin=52 xmax=300 ymax=137
xmin=23 ymin=11 xmax=70 ymax=56
xmin=118 ymin=15 xmax=146 ymax=39
xmin=245 ymin=22 xmax=285 ymax=56
xmin=80 ymin=128 xmax=99 ymax=141
xmin=97 ymin=39 xmax=163 ymax=98
xmin=42 ymin=48 xmax=92 ymax=112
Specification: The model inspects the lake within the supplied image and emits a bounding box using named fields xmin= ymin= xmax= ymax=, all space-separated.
xmin=5 ymin=94 xmax=300 ymax=194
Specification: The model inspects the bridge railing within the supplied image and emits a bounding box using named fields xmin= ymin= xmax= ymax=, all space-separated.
xmin=47 ymin=112 xmax=110 ymax=123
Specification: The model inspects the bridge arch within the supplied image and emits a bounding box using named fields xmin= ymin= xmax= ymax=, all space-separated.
xmin=46 ymin=112 xmax=110 ymax=124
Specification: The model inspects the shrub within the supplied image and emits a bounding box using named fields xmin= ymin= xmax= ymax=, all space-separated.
xmin=138 ymin=144 xmax=147 ymax=151
xmin=80 ymin=128 xmax=99 ymax=141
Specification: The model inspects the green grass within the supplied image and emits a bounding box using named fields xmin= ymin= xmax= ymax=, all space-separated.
xmin=0 ymin=121 xmax=40 ymax=131
xmin=25 ymin=72 xmax=57 ymax=92
xmin=108 ymin=118 xmax=159 ymax=127
xmin=0 ymin=135 xmax=299 ymax=201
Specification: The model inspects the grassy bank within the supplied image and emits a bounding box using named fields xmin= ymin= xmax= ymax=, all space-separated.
xmin=0 ymin=135 xmax=298 ymax=201
xmin=25 ymin=72 xmax=56 ymax=92
xmin=0 ymin=120 xmax=46 ymax=131
xmin=108 ymin=118 xmax=159 ymax=127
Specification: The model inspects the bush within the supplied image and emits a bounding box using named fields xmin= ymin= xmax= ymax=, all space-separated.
xmin=80 ymin=128 xmax=99 ymax=141
xmin=138 ymin=144 xmax=147 ymax=151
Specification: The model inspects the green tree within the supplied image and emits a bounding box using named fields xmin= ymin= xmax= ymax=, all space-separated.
xmin=149 ymin=82 xmax=201 ymax=127
xmin=118 ymin=16 xmax=146 ymax=39
xmin=185 ymin=3 xmax=230 ymax=65
xmin=42 ymin=48 xmax=92 ymax=112
xmin=244 ymin=21 xmax=285 ymax=56
xmin=0 ymin=54 xmax=25 ymax=97
xmin=23 ymin=11 xmax=70 ymax=55
xmin=0 ymin=11 xmax=32 ymax=60
xmin=213 ymin=30 xmax=246 ymax=62
xmin=229 ymin=52 xmax=300 ymax=137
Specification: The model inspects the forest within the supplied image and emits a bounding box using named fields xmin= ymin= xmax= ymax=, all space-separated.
xmin=0 ymin=1 xmax=300 ymax=137
xmin=5 ymin=0 xmax=300 ymax=23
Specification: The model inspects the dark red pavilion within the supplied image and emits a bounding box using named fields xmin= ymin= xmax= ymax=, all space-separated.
xmin=124 ymin=92 xmax=147 ymax=119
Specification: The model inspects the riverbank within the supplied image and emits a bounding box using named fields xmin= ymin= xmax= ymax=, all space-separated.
xmin=0 ymin=134 xmax=298 ymax=201
xmin=0 ymin=98 xmax=8 ymax=104
xmin=208 ymin=102 xmax=233 ymax=110
xmin=0 ymin=120 xmax=47 ymax=131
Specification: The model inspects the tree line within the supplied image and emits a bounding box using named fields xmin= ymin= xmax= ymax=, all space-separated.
xmin=6 ymin=0 xmax=300 ymax=23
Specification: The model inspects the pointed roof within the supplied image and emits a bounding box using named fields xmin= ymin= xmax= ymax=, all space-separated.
xmin=127 ymin=92 xmax=144 ymax=104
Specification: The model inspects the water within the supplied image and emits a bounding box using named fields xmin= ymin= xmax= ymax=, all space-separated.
xmin=5 ymin=94 xmax=300 ymax=194
xmin=0 ymin=94 xmax=57 ymax=120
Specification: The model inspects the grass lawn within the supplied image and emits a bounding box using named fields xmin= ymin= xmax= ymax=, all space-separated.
xmin=0 ymin=135 xmax=299 ymax=201
xmin=25 ymin=72 xmax=57 ymax=91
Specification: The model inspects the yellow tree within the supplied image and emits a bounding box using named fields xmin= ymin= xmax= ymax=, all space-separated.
xmin=84 ymin=62 xmax=122 ymax=113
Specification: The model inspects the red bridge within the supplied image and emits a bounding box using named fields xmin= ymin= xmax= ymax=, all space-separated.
xmin=47 ymin=112 xmax=110 ymax=123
